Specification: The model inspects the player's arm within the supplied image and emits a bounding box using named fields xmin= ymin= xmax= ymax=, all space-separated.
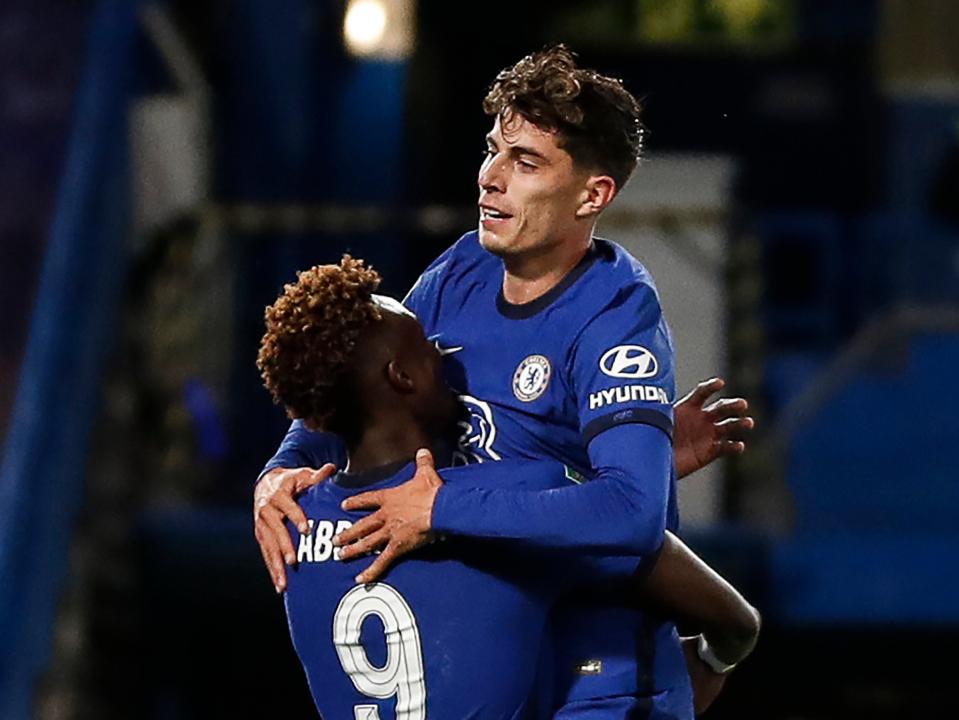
xmin=253 ymin=420 xmax=343 ymax=591
xmin=438 ymin=423 xmax=670 ymax=551
xmin=635 ymin=532 xmax=760 ymax=714
xmin=334 ymin=449 xmax=666 ymax=584
xmin=639 ymin=531 xmax=760 ymax=668
xmin=334 ymin=426 xmax=670 ymax=580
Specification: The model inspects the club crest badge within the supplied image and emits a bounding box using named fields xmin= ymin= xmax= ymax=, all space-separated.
xmin=512 ymin=354 xmax=551 ymax=402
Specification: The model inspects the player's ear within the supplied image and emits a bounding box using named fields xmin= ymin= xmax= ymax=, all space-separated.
xmin=385 ymin=359 xmax=415 ymax=394
xmin=576 ymin=174 xmax=617 ymax=219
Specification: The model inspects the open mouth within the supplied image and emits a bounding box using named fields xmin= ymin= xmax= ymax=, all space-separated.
xmin=479 ymin=208 xmax=512 ymax=221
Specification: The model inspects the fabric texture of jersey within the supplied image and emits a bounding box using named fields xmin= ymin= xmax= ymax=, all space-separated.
xmin=284 ymin=459 xmax=640 ymax=720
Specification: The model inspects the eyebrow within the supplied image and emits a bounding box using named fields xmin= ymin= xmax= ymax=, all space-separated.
xmin=486 ymin=133 xmax=550 ymax=162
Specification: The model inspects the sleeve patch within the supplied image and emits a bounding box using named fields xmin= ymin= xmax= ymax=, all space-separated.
xmin=599 ymin=344 xmax=659 ymax=379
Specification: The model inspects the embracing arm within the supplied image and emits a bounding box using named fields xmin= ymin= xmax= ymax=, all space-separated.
xmin=253 ymin=420 xmax=344 ymax=591
xmin=639 ymin=532 xmax=760 ymax=666
xmin=431 ymin=423 xmax=669 ymax=553
xmin=334 ymin=423 xmax=672 ymax=584
xmin=633 ymin=531 xmax=760 ymax=714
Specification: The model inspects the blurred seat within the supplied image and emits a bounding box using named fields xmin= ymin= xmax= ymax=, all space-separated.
xmin=771 ymin=332 xmax=959 ymax=623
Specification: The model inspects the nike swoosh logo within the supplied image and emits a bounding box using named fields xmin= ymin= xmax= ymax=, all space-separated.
xmin=430 ymin=337 xmax=464 ymax=356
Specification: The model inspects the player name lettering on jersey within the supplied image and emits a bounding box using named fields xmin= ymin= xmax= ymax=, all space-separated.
xmin=588 ymin=384 xmax=669 ymax=410
xmin=297 ymin=519 xmax=353 ymax=563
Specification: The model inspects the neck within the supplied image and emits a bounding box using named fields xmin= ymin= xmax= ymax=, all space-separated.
xmin=346 ymin=414 xmax=433 ymax=474
xmin=501 ymin=234 xmax=592 ymax=305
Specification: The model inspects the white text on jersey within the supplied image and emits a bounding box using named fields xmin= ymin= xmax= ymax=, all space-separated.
xmin=588 ymin=384 xmax=669 ymax=410
xmin=298 ymin=519 xmax=353 ymax=563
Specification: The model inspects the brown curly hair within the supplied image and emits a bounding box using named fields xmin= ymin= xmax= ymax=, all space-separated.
xmin=483 ymin=44 xmax=645 ymax=190
xmin=257 ymin=255 xmax=382 ymax=433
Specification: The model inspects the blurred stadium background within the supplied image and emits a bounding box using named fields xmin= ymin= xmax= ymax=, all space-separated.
xmin=1 ymin=0 xmax=957 ymax=717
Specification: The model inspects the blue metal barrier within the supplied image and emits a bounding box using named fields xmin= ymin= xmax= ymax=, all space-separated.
xmin=0 ymin=1 xmax=139 ymax=715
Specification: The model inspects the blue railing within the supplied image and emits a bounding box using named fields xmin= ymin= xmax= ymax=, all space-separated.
xmin=0 ymin=1 xmax=140 ymax=715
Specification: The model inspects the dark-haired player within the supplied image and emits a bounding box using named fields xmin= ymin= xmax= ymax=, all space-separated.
xmin=255 ymin=46 xmax=755 ymax=718
xmin=257 ymin=258 xmax=758 ymax=719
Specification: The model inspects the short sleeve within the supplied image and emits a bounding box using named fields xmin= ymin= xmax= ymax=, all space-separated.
xmin=570 ymin=281 xmax=675 ymax=446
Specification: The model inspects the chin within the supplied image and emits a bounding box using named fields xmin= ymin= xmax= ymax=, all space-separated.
xmin=478 ymin=227 xmax=513 ymax=257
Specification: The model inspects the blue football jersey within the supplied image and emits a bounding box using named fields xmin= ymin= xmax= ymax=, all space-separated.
xmin=284 ymin=459 xmax=639 ymax=720
xmin=403 ymin=232 xmax=691 ymax=718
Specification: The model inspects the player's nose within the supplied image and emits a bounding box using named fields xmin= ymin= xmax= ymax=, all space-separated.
xmin=478 ymin=155 xmax=506 ymax=193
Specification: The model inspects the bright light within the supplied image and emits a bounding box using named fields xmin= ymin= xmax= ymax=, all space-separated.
xmin=344 ymin=0 xmax=388 ymax=56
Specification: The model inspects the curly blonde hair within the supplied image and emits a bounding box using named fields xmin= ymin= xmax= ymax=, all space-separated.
xmin=257 ymin=256 xmax=382 ymax=431
xmin=483 ymin=44 xmax=645 ymax=189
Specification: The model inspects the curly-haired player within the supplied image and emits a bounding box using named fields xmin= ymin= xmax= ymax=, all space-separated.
xmin=254 ymin=45 xmax=758 ymax=719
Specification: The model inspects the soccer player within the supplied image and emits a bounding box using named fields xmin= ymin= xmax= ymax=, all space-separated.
xmin=254 ymin=46 xmax=755 ymax=718
xmin=258 ymin=258 xmax=759 ymax=719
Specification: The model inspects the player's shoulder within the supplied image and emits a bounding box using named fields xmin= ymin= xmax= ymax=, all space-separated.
xmin=404 ymin=230 xmax=494 ymax=309
xmin=423 ymin=230 xmax=492 ymax=275
xmin=294 ymin=480 xmax=340 ymax=517
xmin=570 ymin=237 xmax=663 ymax=323
xmin=439 ymin=229 xmax=498 ymax=278
xmin=297 ymin=462 xmax=412 ymax=513
xmin=591 ymin=237 xmax=660 ymax=296
xmin=561 ymin=238 xmax=673 ymax=373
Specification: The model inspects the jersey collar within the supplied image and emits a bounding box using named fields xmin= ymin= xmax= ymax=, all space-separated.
xmin=332 ymin=459 xmax=415 ymax=489
xmin=495 ymin=241 xmax=600 ymax=320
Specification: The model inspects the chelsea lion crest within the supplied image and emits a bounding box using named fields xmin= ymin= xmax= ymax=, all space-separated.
xmin=512 ymin=355 xmax=551 ymax=402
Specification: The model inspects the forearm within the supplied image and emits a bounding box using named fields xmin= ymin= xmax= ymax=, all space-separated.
xmin=432 ymin=425 xmax=670 ymax=554
xmin=638 ymin=532 xmax=760 ymax=665
xmin=433 ymin=475 xmax=662 ymax=554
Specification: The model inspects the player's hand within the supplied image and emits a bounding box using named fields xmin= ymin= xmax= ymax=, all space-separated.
xmin=254 ymin=464 xmax=336 ymax=593
xmin=673 ymin=377 xmax=755 ymax=479
xmin=681 ymin=636 xmax=727 ymax=715
xmin=335 ymin=449 xmax=441 ymax=584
